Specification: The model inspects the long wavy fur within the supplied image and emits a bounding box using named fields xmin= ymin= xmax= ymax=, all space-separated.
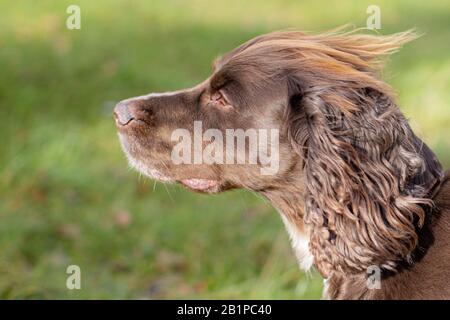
xmin=269 ymin=28 xmax=445 ymax=276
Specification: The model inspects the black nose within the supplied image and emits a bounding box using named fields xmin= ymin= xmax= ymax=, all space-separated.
xmin=114 ymin=101 xmax=135 ymax=126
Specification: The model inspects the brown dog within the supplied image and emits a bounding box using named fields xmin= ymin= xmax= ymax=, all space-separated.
xmin=114 ymin=29 xmax=450 ymax=299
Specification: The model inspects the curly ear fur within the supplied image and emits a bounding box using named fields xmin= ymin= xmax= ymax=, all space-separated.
xmin=286 ymin=29 xmax=444 ymax=277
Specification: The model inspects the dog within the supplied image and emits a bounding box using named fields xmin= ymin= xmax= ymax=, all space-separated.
xmin=114 ymin=28 xmax=450 ymax=299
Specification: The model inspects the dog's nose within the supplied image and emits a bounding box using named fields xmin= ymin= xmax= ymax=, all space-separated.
xmin=114 ymin=101 xmax=135 ymax=126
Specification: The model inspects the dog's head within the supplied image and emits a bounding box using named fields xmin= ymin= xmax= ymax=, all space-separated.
xmin=115 ymin=29 xmax=443 ymax=277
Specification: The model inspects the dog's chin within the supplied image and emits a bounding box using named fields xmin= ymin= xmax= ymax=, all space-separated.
xmin=118 ymin=138 xmax=172 ymax=183
xmin=128 ymin=159 xmax=221 ymax=194
xmin=129 ymin=160 xmax=173 ymax=183
xmin=131 ymin=162 xmax=222 ymax=194
xmin=118 ymin=134 xmax=225 ymax=194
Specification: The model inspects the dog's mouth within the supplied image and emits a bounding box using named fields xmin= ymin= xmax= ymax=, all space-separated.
xmin=118 ymin=132 xmax=223 ymax=193
xmin=179 ymin=178 xmax=219 ymax=193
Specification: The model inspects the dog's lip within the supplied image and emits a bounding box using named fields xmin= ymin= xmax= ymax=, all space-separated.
xmin=179 ymin=178 xmax=219 ymax=192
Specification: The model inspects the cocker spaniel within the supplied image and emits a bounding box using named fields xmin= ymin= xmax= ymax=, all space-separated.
xmin=114 ymin=28 xmax=450 ymax=299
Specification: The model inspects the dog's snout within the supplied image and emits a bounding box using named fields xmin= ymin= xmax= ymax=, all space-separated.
xmin=114 ymin=101 xmax=136 ymax=126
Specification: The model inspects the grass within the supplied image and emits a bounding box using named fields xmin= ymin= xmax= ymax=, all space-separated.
xmin=0 ymin=0 xmax=448 ymax=299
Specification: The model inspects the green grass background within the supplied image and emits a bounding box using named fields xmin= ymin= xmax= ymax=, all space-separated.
xmin=0 ymin=0 xmax=448 ymax=299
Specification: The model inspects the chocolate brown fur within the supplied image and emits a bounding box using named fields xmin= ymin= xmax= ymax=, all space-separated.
xmin=115 ymin=28 xmax=449 ymax=299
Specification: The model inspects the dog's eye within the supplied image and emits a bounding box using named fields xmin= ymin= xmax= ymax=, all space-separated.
xmin=210 ymin=90 xmax=227 ymax=107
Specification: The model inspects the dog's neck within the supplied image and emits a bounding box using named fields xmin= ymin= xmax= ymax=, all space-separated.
xmin=260 ymin=171 xmax=315 ymax=271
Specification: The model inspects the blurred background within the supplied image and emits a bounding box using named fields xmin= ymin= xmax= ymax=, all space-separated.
xmin=0 ymin=0 xmax=448 ymax=299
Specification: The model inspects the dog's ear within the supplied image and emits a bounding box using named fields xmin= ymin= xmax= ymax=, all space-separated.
xmin=289 ymin=88 xmax=440 ymax=277
xmin=286 ymin=31 xmax=442 ymax=277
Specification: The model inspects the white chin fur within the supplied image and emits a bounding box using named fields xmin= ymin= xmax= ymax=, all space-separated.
xmin=118 ymin=133 xmax=172 ymax=182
